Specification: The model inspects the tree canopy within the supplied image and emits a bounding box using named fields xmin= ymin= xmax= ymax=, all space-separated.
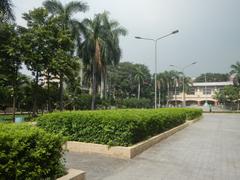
xmin=194 ymin=73 xmax=229 ymax=82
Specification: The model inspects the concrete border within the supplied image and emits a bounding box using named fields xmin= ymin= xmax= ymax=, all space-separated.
xmin=64 ymin=117 xmax=202 ymax=159
xmin=57 ymin=169 xmax=86 ymax=180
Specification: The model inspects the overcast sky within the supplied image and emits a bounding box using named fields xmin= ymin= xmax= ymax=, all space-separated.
xmin=13 ymin=0 xmax=240 ymax=77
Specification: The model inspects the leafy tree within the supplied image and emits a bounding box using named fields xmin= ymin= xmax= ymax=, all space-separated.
xmin=65 ymin=66 xmax=82 ymax=110
xmin=43 ymin=0 xmax=88 ymax=110
xmin=230 ymin=61 xmax=240 ymax=85
xmin=107 ymin=62 xmax=152 ymax=100
xmin=0 ymin=86 xmax=11 ymax=113
xmin=21 ymin=8 xmax=53 ymax=116
xmin=0 ymin=0 xmax=15 ymax=22
xmin=194 ymin=73 xmax=229 ymax=82
xmin=0 ymin=23 xmax=22 ymax=121
xmin=214 ymin=85 xmax=240 ymax=110
xmin=21 ymin=7 xmax=79 ymax=114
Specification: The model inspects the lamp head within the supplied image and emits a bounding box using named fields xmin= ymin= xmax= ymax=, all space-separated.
xmin=172 ymin=30 xmax=179 ymax=34
xmin=135 ymin=36 xmax=142 ymax=39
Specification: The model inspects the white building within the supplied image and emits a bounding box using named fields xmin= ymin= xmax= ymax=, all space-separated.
xmin=170 ymin=81 xmax=234 ymax=106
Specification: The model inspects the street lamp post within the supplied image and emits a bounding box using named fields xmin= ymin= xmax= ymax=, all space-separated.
xmin=135 ymin=30 xmax=179 ymax=109
xmin=170 ymin=61 xmax=197 ymax=107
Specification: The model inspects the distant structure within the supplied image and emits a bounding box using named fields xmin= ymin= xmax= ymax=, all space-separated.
xmin=170 ymin=81 xmax=234 ymax=106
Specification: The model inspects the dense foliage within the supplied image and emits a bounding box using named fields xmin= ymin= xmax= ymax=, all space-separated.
xmin=214 ymin=85 xmax=240 ymax=110
xmin=194 ymin=73 xmax=229 ymax=82
xmin=37 ymin=108 xmax=202 ymax=147
xmin=119 ymin=98 xmax=151 ymax=108
xmin=183 ymin=108 xmax=203 ymax=120
xmin=0 ymin=123 xmax=65 ymax=179
xmin=0 ymin=0 xmax=15 ymax=22
xmin=107 ymin=62 xmax=152 ymax=99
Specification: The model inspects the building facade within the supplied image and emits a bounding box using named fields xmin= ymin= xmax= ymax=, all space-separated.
xmin=169 ymin=81 xmax=234 ymax=106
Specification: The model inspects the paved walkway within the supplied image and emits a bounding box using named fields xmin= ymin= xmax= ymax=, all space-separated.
xmin=65 ymin=113 xmax=240 ymax=180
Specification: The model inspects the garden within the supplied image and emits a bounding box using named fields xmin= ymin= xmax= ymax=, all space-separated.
xmin=0 ymin=108 xmax=202 ymax=179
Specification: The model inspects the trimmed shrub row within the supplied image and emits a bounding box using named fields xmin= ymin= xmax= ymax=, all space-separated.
xmin=0 ymin=123 xmax=65 ymax=179
xmin=36 ymin=108 xmax=202 ymax=147
xmin=182 ymin=108 xmax=203 ymax=120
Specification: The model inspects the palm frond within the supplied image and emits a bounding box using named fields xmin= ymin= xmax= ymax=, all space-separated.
xmin=65 ymin=1 xmax=89 ymax=17
xmin=43 ymin=0 xmax=64 ymax=15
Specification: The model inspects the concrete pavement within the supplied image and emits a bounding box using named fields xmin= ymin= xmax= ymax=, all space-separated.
xmin=65 ymin=113 xmax=240 ymax=180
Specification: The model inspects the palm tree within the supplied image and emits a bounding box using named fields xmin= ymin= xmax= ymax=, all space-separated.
xmin=0 ymin=0 xmax=15 ymax=22
xmin=43 ymin=0 xmax=88 ymax=111
xmin=80 ymin=12 xmax=126 ymax=109
xmin=157 ymin=73 xmax=165 ymax=107
xmin=98 ymin=12 xmax=127 ymax=99
xmin=231 ymin=61 xmax=240 ymax=85
xmin=134 ymin=65 xmax=145 ymax=100
xmin=157 ymin=70 xmax=183 ymax=107
xmin=80 ymin=14 xmax=107 ymax=109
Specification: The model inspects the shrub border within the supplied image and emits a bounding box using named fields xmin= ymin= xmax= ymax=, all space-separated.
xmin=64 ymin=116 xmax=202 ymax=159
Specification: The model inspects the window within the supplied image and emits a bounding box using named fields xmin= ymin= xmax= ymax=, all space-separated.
xmin=203 ymin=87 xmax=212 ymax=95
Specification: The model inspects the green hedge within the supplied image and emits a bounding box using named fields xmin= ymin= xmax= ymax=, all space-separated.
xmin=0 ymin=123 xmax=65 ymax=179
xmin=181 ymin=108 xmax=203 ymax=120
xmin=37 ymin=108 xmax=202 ymax=147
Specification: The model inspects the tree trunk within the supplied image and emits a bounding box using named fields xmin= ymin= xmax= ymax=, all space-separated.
xmin=92 ymin=40 xmax=101 ymax=110
xmin=167 ymin=83 xmax=170 ymax=107
xmin=12 ymin=88 xmax=16 ymax=123
xmin=158 ymin=87 xmax=161 ymax=108
xmin=59 ymin=73 xmax=64 ymax=111
xmin=46 ymin=72 xmax=51 ymax=112
xmin=174 ymin=83 xmax=177 ymax=107
xmin=138 ymin=80 xmax=141 ymax=100
xmin=237 ymin=100 xmax=240 ymax=111
xmin=91 ymin=60 xmax=97 ymax=110
xmin=12 ymin=67 xmax=18 ymax=122
xmin=100 ymin=71 xmax=104 ymax=99
xmin=103 ymin=73 xmax=107 ymax=99
xmin=32 ymin=71 xmax=38 ymax=117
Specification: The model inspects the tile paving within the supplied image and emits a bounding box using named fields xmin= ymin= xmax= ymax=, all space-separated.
xmin=65 ymin=113 xmax=240 ymax=180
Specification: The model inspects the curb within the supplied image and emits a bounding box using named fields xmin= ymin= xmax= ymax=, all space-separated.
xmin=57 ymin=169 xmax=86 ymax=180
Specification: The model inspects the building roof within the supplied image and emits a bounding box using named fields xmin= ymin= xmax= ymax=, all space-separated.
xmin=193 ymin=81 xmax=233 ymax=87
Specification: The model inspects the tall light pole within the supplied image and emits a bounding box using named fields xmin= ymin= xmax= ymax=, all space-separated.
xmin=135 ymin=30 xmax=179 ymax=109
xmin=170 ymin=61 xmax=197 ymax=107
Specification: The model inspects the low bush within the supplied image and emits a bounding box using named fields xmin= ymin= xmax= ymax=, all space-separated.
xmin=182 ymin=108 xmax=203 ymax=120
xmin=37 ymin=108 xmax=202 ymax=147
xmin=0 ymin=123 xmax=65 ymax=179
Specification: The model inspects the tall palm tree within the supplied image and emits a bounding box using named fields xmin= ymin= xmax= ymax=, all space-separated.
xmin=157 ymin=73 xmax=165 ymax=107
xmin=231 ymin=61 xmax=240 ymax=85
xmin=157 ymin=70 xmax=183 ymax=107
xmin=80 ymin=12 xmax=126 ymax=109
xmin=0 ymin=0 xmax=15 ymax=22
xmin=134 ymin=65 xmax=145 ymax=100
xmin=98 ymin=12 xmax=127 ymax=99
xmin=43 ymin=0 xmax=88 ymax=111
